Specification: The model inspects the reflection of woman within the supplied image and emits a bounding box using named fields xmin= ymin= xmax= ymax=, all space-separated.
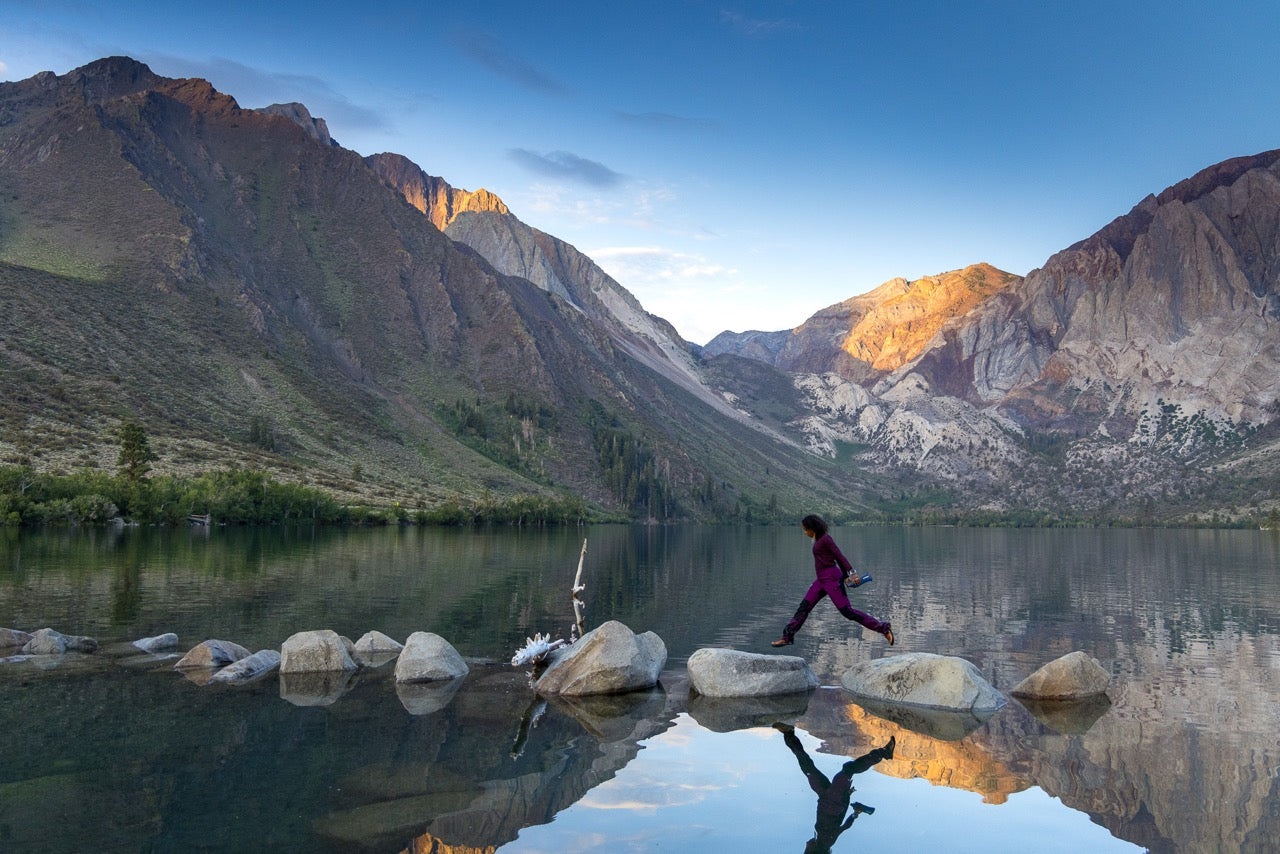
xmin=772 ymin=515 xmax=894 ymax=647
xmin=774 ymin=723 xmax=894 ymax=854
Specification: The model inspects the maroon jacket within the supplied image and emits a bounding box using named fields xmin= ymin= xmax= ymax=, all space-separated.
xmin=811 ymin=533 xmax=853 ymax=580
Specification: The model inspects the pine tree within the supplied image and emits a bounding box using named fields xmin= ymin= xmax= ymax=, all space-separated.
xmin=116 ymin=420 xmax=156 ymax=482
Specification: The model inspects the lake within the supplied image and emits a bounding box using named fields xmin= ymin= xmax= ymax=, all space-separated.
xmin=2 ymin=523 xmax=1278 ymax=853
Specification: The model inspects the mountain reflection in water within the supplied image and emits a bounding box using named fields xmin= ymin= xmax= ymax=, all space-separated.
xmin=1 ymin=524 xmax=1278 ymax=852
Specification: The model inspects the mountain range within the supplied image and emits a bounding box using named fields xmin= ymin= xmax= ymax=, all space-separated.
xmin=1 ymin=57 xmax=1276 ymax=522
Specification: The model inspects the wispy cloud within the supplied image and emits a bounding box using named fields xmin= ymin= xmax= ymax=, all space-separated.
xmin=143 ymin=53 xmax=389 ymax=132
xmin=451 ymin=30 xmax=564 ymax=94
xmin=590 ymin=246 xmax=735 ymax=283
xmin=615 ymin=111 xmax=718 ymax=132
xmin=510 ymin=149 xmax=626 ymax=188
xmin=588 ymin=245 xmax=767 ymax=343
xmin=719 ymin=9 xmax=803 ymax=36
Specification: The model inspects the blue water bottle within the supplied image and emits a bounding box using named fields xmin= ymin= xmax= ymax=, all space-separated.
xmin=845 ymin=572 xmax=873 ymax=589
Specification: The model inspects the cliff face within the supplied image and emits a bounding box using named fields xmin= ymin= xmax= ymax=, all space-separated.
xmin=705 ymin=264 xmax=1022 ymax=383
xmin=907 ymin=151 xmax=1280 ymax=432
xmin=704 ymin=155 xmax=1280 ymax=514
xmin=371 ymin=159 xmax=795 ymax=443
xmin=367 ymin=152 xmax=509 ymax=231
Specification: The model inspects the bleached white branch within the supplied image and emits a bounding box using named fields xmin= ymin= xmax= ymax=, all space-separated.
xmin=571 ymin=538 xmax=587 ymax=641
xmin=510 ymin=632 xmax=567 ymax=667
xmin=509 ymin=538 xmax=590 ymax=665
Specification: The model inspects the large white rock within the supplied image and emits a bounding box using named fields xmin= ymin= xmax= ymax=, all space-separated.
xmin=174 ymin=639 xmax=252 ymax=670
xmin=1011 ymin=651 xmax=1111 ymax=700
xmin=209 ymin=649 xmax=282 ymax=684
xmin=534 ymin=620 xmax=666 ymax=697
xmin=687 ymin=648 xmax=818 ymax=697
xmin=280 ymin=630 xmax=358 ymax=673
xmin=394 ymin=631 xmax=469 ymax=683
xmin=841 ymin=652 xmax=1006 ymax=713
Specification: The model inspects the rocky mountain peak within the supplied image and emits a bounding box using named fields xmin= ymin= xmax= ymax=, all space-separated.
xmin=705 ymin=263 xmax=1022 ymax=383
xmin=258 ymin=102 xmax=338 ymax=147
xmin=366 ymin=152 xmax=509 ymax=230
xmin=68 ymin=56 xmax=161 ymax=102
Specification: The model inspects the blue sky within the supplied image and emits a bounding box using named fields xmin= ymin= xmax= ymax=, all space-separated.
xmin=3 ymin=1 xmax=1279 ymax=344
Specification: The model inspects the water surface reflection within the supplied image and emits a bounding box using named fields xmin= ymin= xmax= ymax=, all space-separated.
xmin=1 ymin=525 xmax=1278 ymax=852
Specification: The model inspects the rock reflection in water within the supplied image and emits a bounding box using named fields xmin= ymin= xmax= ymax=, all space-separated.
xmin=801 ymin=687 xmax=1030 ymax=805
xmin=396 ymin=677 xmax=464 ymax=716
xmin=5 ymin=525 xmax=1280 ymax=851
xmin=279 ymin=669 xmax=355 ymax=707
xmin=1015 ymin=694 xmax=1113 ymax=735
xmin=686 ymin=687 xmax=812 ymax=732
xmin=314 ymin=666 xmax=678 ymax=852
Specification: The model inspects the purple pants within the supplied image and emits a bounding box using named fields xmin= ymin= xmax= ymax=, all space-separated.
xmin=782 ymin=572 xmax=889 ymax=642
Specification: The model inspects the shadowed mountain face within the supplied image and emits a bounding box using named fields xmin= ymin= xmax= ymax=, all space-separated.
xmin=0 ymin=57 xmax=856 ymax=519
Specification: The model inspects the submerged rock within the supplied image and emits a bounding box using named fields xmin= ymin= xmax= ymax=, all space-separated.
xmin=841 ymin=652 xmax=1006 ymax=714
xmin=534 ymin=620 xmax=666 ymax=697
xmin=687 ymin=648 xmax=818 ymax=697
xmin=22 ymin=629 xmax=67 ymax=655
xmin=21 ymin=628 xmax=98 ymax=655
xmin=1011 ymin=651 xmax=1110 ymax=700
xmin=133 ymin=633 xmax=179 ymax=653
xmin=209 ymin=649 xmax=282 ymax=684
xmin=280 ymin=630 xmax=358 ymax=673
xmin=394 ymin=632 xmax=468 ymax=683
xmin=174 ymin=639 xmax=252 ymax=670
xmin=0 ymin=628 xmax=34 ymax=648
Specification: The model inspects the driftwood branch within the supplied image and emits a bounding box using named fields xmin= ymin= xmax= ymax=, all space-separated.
xmin=571 ymin=537 xmax=587 ymax=642
xmin=509 ymin=537 xmax=589 ymax=667
xmin=510 ymin=632 xmax=567 ymax=667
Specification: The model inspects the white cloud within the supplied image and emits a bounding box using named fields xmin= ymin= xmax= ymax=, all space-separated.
xmin=521 ymin=184 xmax=624 ymax=226
xmin=584 ymin=245 xmax=791 ymax=343
xmin=589 ymin=246 xmax=736 ymax=283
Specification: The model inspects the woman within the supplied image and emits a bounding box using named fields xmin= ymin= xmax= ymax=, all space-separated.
xmin=771 ymin=514 xmax=894 ymax=647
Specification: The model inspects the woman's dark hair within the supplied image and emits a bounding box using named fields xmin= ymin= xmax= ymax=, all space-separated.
xmin=801 ymin=514 xmax=828 ymax=537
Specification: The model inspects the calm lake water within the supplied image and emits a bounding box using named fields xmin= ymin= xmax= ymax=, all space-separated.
xmin=2 ymin=524 xmax=1278 ymax=853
